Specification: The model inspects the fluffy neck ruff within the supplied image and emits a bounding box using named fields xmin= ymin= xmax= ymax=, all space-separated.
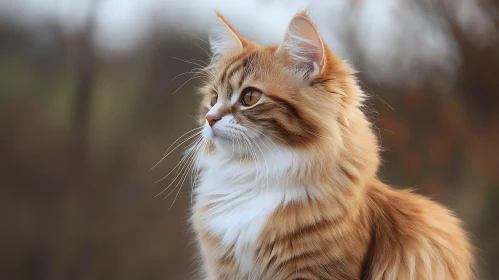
xmin=197 ymin=103 xmax=379 ymax=203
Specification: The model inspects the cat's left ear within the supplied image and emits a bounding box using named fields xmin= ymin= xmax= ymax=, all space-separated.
xmin=278 ymin=13 xmax=325 ymax=77
xmin=209 ymin=12 xmax=247 ymax=58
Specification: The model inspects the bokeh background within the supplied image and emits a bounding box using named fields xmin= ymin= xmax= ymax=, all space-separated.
xmin=1 ymin=0 xmax=498 ymax=279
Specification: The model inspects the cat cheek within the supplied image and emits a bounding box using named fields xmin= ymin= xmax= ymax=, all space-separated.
xmin=231 ymin=113 xmax=245 ymax=125
xmin=240 ymin=117 xmax=257 ymax=130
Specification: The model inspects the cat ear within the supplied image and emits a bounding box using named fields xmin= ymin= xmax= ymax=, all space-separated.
xmin=209 ymin=12 xmax=246 ymax=57
xmin=278 ymin=13 xmax=325 ymax=77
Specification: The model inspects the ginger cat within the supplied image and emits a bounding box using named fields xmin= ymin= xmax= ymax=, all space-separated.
xmin=190 ymin=11 xmax=474 ymax=280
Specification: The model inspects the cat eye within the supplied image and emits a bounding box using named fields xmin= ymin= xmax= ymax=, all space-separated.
xmin=241 ymin=88 xmax=263 ymax=106
xmin=211 ymin=92 xmax=218 ymax=106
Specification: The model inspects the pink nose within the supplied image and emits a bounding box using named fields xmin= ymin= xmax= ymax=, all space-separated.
xmin=206 ymin=115 xmax=221 ymax=127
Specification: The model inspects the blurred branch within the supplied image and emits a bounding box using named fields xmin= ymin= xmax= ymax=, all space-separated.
xmin=72 ymin=0 xmax=99 ymax=170
xmin=407 ymin=0 xmax=499 ymax=125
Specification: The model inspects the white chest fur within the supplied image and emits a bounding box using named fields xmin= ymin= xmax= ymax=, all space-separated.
xmin=194 ymin=150 xmax=314 ymax=275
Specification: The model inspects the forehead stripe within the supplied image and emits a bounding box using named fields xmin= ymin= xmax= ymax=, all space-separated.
xmin=218 ymin=51 xmax=247 ymax=84
xmin=238 ymin=54 xmax=255 ymax=88
xmin=218 ymin=52 xmax=254 ymax=87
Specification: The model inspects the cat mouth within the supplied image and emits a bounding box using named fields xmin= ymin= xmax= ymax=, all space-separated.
xmin=211 ymin=127 xmax=253 ymax=143
xmin=212 ymin=129 xmax=236 ymax=140
xmin=205 ymin=123 xmax=256 ymax=143
xmin=207 ymin=126 xmax=228 ymax=140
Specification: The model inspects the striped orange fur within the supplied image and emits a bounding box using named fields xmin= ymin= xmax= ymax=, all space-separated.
xmin=190 ymin=11 xmax=474 ymax=280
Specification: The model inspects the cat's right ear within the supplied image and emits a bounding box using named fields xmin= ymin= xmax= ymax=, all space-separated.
xmin=209 ymin=12 xmax=246 ymax=58
xmin=277 ymin=12 xmax=325 ymax=78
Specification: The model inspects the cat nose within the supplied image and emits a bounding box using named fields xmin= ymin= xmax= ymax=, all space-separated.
xmin=206 ymin=115 xmax=221 ymax=127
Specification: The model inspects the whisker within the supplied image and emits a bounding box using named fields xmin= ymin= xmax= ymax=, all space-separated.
xmin=195 ymin=43 xmax=211 ymax=57
xmin=190 ymin=140 xmax=206 ymax=205
xmin=242 ymin=135 xmax=264 ymax=192
xmin=245 ymin=127 xmax=277 ymax=157
xmin=231 ymin=137 xmax=244 ymax=181
xmin=168 ymin=142 xmax=204 ymax=209
xmin=172 ymin=75 xmax=203 ymax=95
xmin=151 ymin=129 xmax=203 ymax=171
xmin=170 ymin=56 xmax=207 ymax=68
xmin=154 ymin=140 xmax=202 ymax=198
xmin=157 ymin=128 xmax=203 ymax=161
xmin=245 ymin=123 xmax=292 ymax=150
xmin=170 ymin=137 xmax=204 ymax=179
xmin=246 ymin=135 xmax=270 ymax=193
xmin=158 ymin=138 xmax=203 ymax=198
xmin=160 ymin=126 xmax=203 ymax=157
xmin=154 ymin=136 xmax=202 ymax=188
xmin=154 ymin=149 xmax=192 ymax=185
xmin=187 ymin=58 xmax=209 ymax=67
xmin=172 ymin=69 xmax=206 ymax=82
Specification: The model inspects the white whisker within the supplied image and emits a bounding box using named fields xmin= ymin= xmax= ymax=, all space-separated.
xmin=195 ymin=43 xmax=211 ymax=57
xmin=245 ymin=127 xmax=277 ymax=158
xmin=151 ymin=129 xmax=203 ymax=170
xmin=154 ymin=136 xmax=203 ymax=194
xmin=172 ymin=75 xmax=203 ymax=95
xmin=172 ymin=69 xmax=206 ymax=82
xmin=246 ymin=134 xmax=270 ymax=193
xmin=160 ymin=138 xmax=204 ymax=200
xmin=170 ymin=56 xmax=207 ymax=68
xmin=169 ymin=139 xmax=205 ymax=209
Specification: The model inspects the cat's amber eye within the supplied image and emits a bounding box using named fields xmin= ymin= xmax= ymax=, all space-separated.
xmin=211 ymin=92 xmax=218 ymax=106
xmin=241 ymin=88 xmax=263 ymax=106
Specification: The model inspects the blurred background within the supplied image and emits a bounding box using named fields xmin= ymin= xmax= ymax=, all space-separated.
xmin=1 ymin=0 xmax=498 ymax=279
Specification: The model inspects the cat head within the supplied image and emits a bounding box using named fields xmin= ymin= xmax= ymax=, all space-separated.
xmin=199 ymin=11 xmax=372 ymax=160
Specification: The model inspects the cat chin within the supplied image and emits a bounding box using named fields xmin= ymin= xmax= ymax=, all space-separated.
xmin=212 ymin=137 xmax=249 ymax=156
xmin=202 ymin=126 xmax=235 ymax=152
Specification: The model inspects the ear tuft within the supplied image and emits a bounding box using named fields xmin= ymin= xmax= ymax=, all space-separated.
xmin=278 ymin=14 xmax=325 ymax=77
xmin=209 ymin=12 xmax=245 ymax=58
